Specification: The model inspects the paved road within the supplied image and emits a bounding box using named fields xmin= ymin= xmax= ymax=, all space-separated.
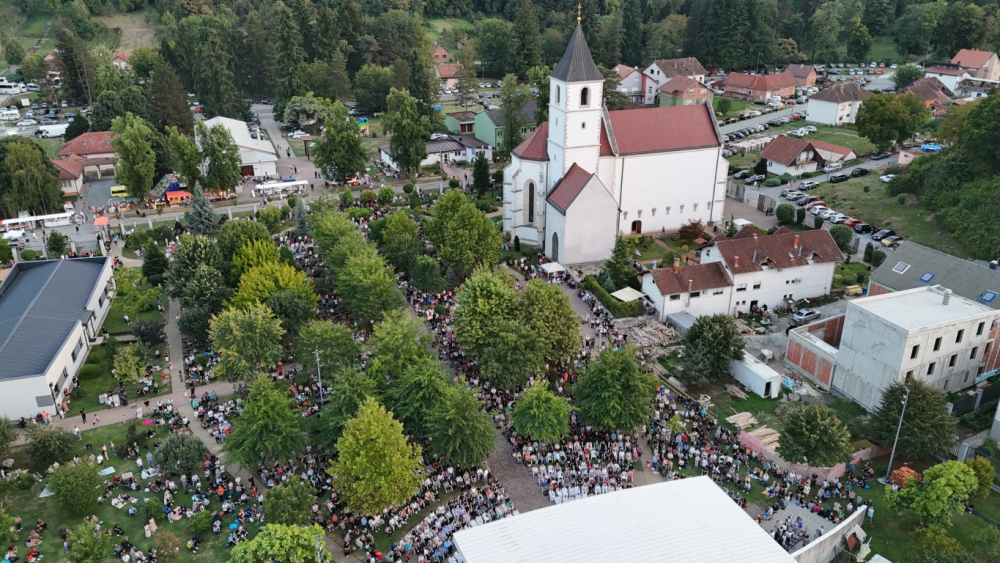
xmin=719 ymin=106 xmax=801 ymax=134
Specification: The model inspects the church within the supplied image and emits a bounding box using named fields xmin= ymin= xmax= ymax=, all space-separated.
xmin=502 ymin=25 xmax=728 ymax=265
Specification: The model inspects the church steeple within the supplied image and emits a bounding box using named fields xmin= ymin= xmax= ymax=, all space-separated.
xmin=550 ymin=25 xmax=604 ymax=83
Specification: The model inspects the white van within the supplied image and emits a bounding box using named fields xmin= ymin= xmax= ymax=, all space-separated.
xmin=25 ymin=83 xmax=39 ymax=92
xmin=822 ymin=163 xmax=842 ymax=173
xmin=0 ymin=109 xmax=19 ymax=121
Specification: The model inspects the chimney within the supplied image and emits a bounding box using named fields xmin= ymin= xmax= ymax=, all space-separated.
xmin=943 ymin=289 xmax=952 ymax=305
xmin=673 ymin=257 xmax=681 ymax=274
xmin=734 ymin=256 xmax=740 ymax=267
xmin=752 ymin=250 xmax=757 ymax=263
xmin=688 ymin=279 xmax=693 ymax=292
xmin=793 ymin=234 xmax=800 ymax=248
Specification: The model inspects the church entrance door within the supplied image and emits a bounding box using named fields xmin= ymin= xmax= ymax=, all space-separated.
xmin=551 ymin=232 xmax=559 ymax=262
xmin=630 ymin=220 xmax=642 ymax=234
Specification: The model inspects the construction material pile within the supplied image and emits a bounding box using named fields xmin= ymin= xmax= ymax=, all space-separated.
xmin=749 ymin=426 xmax=781 ymax=447
xmin=617 ymin=317 xmax=682 ymax=347
xmin=725 ymin=412 xmax=758 ymax=429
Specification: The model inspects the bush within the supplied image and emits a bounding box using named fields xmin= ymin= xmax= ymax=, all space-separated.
xmin=897 ymin=194 xmax=907 ymax=205
xmin=871 ymin=250 xmax=887 ymax=267
xmin=813 ymin=215 xmax=824 ymax=229
xmin=49 ymin=460 xmax=102 ymax=515
xmin=26 ymin=425 xmax=75 ymax=468
xmin=796 ymin=207 xmax=806 ymax=225
xmin=20 ymin=249 xmax=37 ymax=261
xmin=475 ymin=201 xmax=497 ymax=213
xmin=779 ymin=173 xmax=793 ymax=183
xmin=775 ymin=203 xmax=795 ymax=225
xmin=125 ymin=230 xmax=151 ymax=250
xmin=78 ymin=364 xmax=101 ymax=378
xmin=801 ymin=171 xmax=819 ymax=178
xmin=863 ymin=185 xmax=870 ymax=193
xmin=829 ymin=225 xmax=853 ymax=250
xmin=448 ymin=178 xmax=460 ymax=189
xmin=347 ymin=207 xmax=372 ymax=219
xmin=763 ymin=178 xmax=781 ymax=187
xmin=133 ymin=320 xmax=166 ymax=345
xmin=403 ymin=183 xmax=414 ymax=194
xmin=188 ymin=510 xmax=213 ymax=535
xmin=359 ymin=189 xmax=377 ymax=203
xmin=581 ymin=275 xmax=644 ymax=318
xmin=146 ymin=496 xmax=165 ymax=521
xmin=70 ymin=386 xmax=88 ymax=399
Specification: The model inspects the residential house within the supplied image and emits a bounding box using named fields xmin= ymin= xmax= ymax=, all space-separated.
xmin=657 ymin=76 xmax=713 ymax=107
xmin=698 ymin=229 xmax=844 ymax=316
xmin=640 ymin=258 xmax=733 ymax=323
xmin=720 ymin=72 xmax=798 ymax=102
xmin=923 ymin=64 xmax=969 ymax=93
xmin=50 ymin=158 xmax=84 ymax=196
xmin=444 ymin=111 xmax=477 ymax=135
xmin=201 ymin=116 xmax=277 ymax=179
xmin=379 ymin=136 xmax=492 ymax=170
xmin=787 ymin=64 xmax=817 ymax=87
xmin=613 ymin=64 xmax=647 ymax=104
xmin=641 ymin=57 xmax=708 ymax=105
xmin=0 ymin=257 xmax=113 ymax=419
xmin=432 ymin=42 xmax=452 ymax=63
xmin=111 ymin=52 xmax=131 ymax=70
xmin=58 ymin=132 xmax=116 ymax=178
xmin=807 ymin=83 xmax=872 ymax=126
xmin=473 ymin=100 xmax=537 ymax=148
xmin=901 ymin=77 xmax=952 ymax=116
xmin=436 ymin=63 xmax=462 ymax=89
xmin=786 ymin=286 xmax=1000 ymax=411
xmin=951 ymin=49 xmax=1000 ymax=81
xmin=759 ymin=134 xmax=856 ymax=177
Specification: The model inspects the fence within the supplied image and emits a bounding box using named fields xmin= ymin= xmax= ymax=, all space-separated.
xmin=726 ymin=181 xmax=746 ymax=201
xmin=950 ymin=380 xmax=1000 ymax=417
xmin=756 ymin=194 xmax=776 ymax=213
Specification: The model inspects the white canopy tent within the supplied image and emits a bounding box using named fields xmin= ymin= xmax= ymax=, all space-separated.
xmin=733 ymin=218 xmax=754 ymax=227
xmin=611 ymin=287 xmax=645 ymax=302
xmin=540 ymin=262 xmax=565 ymax=274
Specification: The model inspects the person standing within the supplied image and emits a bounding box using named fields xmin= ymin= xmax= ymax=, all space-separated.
xmin=80 ymin=409 xmax=87 ymax=424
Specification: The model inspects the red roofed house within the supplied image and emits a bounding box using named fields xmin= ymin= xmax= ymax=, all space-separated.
xmin=50 ymin=158 xmax=84 ymax=196
xmin=432 ymin=42 xmax=452 ymax=63
xmin=58 ymin=132 xmax=117 ymax=178
xmin=641 ymin=57 xmax=708 ymax=105
xmin=923 ymin=63 xmax=969 ymax=92
xmin=900 ymin=77 xmax=952 ymax=116
xmin=658 ymin=76 xmax=713 ymax=107
xmin=721 ymin=72 xmax=798 ymax=102
xmin=786 ymin=64 xmax=818 ymax=87
xmin=640 ymin=258 xmax=734 ymax=322
xmin=613 ymin=64 xmax=647 ymax=104
xmin=111 ymin=52 xmax=131 ymax=70
xmin=435 ymin=63 xmax=462 ymax=89
xmin=503 ymin=26 xmax=726 ymax=264
xmin=697 ymin=228 xmax=844 ymax=315
xmin=951 ymin=49 xmax=1000 ymax=81
xmin=760 ymin=134 xmax=857 ymax=177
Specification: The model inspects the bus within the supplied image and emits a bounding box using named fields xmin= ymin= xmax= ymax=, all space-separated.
xmin=0 ymin=82 xmax=24 ymax=95
xmin=110 ymin=185 xmax=129 ymax=197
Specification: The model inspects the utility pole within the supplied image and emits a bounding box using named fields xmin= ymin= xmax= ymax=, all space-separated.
xmin=884 ymin=388 xmax=910 ymax=483
xmin=313 ymin=349 xmax=324 ymax=415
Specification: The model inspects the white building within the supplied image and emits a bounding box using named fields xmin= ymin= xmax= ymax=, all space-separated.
xmin=453 ymin=476 xmax=797 ymax=563
xmin=503 ymin=26 xmax=726 ymax=265
xmin=761 ymin=135 xmax=857 ymax=177
xmin=641 ymin=258 xmax=733 ymax=323
xmin=0 ymin=258 xmax=113 ymax=419
xmin=201 ymin=116 xmax=277 ymax=179
xmin=831 ymin=286 xmax=1000 ymax=411
xmin=807 ymin=83 xmax=872 ymax=127
xmin=641 ymin=58 xmax=708 ymax=106
xmin=923 ymin=65 xmax=969 ymax=93
xmin=612 ymin=64 xmax=646 ymax=104
xmin=379 ymin=136 xmax=492 ymax=171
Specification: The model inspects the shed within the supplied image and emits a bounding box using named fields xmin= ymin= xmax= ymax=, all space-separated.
xmin=665 ymin=311 xmax=697 ymax=333
xmin=730 ymin=352 xmax=782 ymax=398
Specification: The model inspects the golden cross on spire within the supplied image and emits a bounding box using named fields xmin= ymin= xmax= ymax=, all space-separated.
xmin=577 ymin=3 xmax=582 ymax=24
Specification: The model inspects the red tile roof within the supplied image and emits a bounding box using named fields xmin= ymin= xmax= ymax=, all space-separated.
xmin=650 ymin=58 xmax=707 ymax=79
xmin=50 ymin=158 xmax=83 ymax=180
xmin=808 ymin=139 xmax=853 ymax=159
xmin=901 ymin=77 xmax=952 ymax=105
xmin=760 ymin=135 xmax=811 ymax=166
xmin=786 ymin=64 xmax=816 ymax=79
xmin=648 ymin=261 xmax=732 ymax=295
xmin=659 ymin=76 xmax=700 ymax=94
xmin=722 ymin=71 xmax=798 ymax=92
xmin=925 ymin=65 xmax=967 ymax=77
xmin=731 ymin=225 xmax=766 ymax=240
xmin=599 ymin=122 xmax=614 ymax=156
xmin=714 ymin=230 xmax=844 ymax=275
xmin=951 ymin=49 xmax=996 ymax=70
xmin=809 ymin=83 xmax=872 ymax=103
xmin=436 ymin=63 xmax=462 ymax=79
xmin=546 ymin=163 xmax=592 ymax=214
xmin=511 ymin=122 xmax=548 ymax=161
xmin=607 ymin=103 xmax=720 ymax=155
xmin=59 ymin=132 xmax=114 ymax=157
xmin=614 ymin=64 xmax=639 ymax=81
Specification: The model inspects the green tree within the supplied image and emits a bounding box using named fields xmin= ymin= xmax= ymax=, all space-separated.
xmin=4 ymin=41 xmax=26 ymax=68
xmin=112 ymin=344 xmax=145 ymax=385
xmin=933 ymin=2 xmax=985 ymax=59
xmin=871 ymin=380 xmax=956 ymax=458
xmin=621 ymin=0 xmax=644 ymax=66
xmin=272 ymin=1 xmax=308 ymax=119
xmin=0 ymin=136 xmax=63 ymax=217
xmin=167 ymin=127 xmax=202 ymax=191
xmin=336 ymin=250 xmax=405 ymax=325
xmin=386 ymin=358 xmax=450 ymax=436
xmin=141 ymin=241 xmax=169 ymax=285
xmin=439 ymin=203 xmax=502 ymax=277
xmin=681 ymin=314 xmax=746 ymax=386
xmin=196 ymin=120 xmax=242 ymax=194
xmin=353 ymin=64 xmax=393 ymax=114
xmin=112 ymin=267 xmax=160 ymax=320
xmin=263 ymin=478 xmax=315 ymax=526
xmin=425 ymin=189 xmax=468 ymax=247
xmin=209 ymin=304 xmax=286 ymax=380
xmin=427 ymin=385 xmax=495 ymax=466
xmin=265 ymin=289 xmax=315 ymax=337
xmin=846 ymin=16 xmax=873 ymax=60
xmin=314 ymin=367 xmax=378 ymax=448
xmin=64 ymin=114 xmax=90 ymax=142
xmin=779 ymin=405 xmax=853 ymax=467
xmin=0 ymin=418 xmax=18 ymax=461
xmin=293 ymin=198 xmax=309 ymax=237
xmin=912 ymin=526 xmax=967 ymax=561
xmin=46 ymin=232 xmax=67 ymax=257
xmin=110 ymin=112 xmax=156 ymax=199
xmin=295 ymin=320 xmax=361 ymax=376
xmin=512 ymin=0 xmax=542 ymax=76
xmin=829 ymin=225 xmax=853 ymax=250
xmin=218 ymin=220 xmax=272 ymax=264
xmin=383 ymin=88 xmax=430 ymax=177
xmin=892 ymin=65 xmax=925 ymax=89
xmin=526 ymin=65 xmax=551 ymax=124
xmin=775 ymin=203 xmax=796 ymax=225
xmin=472 ymin=151 xmax=491 ymax=196
xmin=856 ymin=93 xmax=930 ymax=153
xmin=152 ymin=433 xmax=210 ymax=476
xmin=603 ymin=235 xmax=639 ymax=291
xmin=150 ymin=63 xmax=194 ymax=134
xmin=497 ymin=75 xmax=530 ymax=158
xmin=511 ymin=381 xmax=571 ymax=442
xmin=716 ymin=97 xmax=733 ymax=118
xmin=49 ymin=459 xmax=102 ymax=515
xmin=330 ymin=398 xmax=423 ymax=515
xmin=887 ymin=460 xmax=978 ymax=527
xmin=226 ymin=377 xmax=304 ymax=466
xmin=185 ymin=187 xmax=221 ymax=234
xmin=67 ymin=521 xmax=114 ymax=563
xmin=230 ymin=261 xmax=317 ymax=310
xmin=965 ymin=456 xmax=996 ymax=499
xmin=959 ymin=93 xmax=1000 ymax=170
xmin=410 ymin=256 xmax=445 ymax=292
xmin=891 ymin=1 xmax=947 ymax=59
xmin=229 ymin=524 xmax=330 ymax=563
xmin=178 ymin=264 xmax=230 ymax=339
xmin=521 ymin=279 xmax=581 ymax=365
xmin=229 ymin=238 xmax=280 ymax=284
xmin=575 ymin=347 xmax=657 ymax=431
xmin=477 ymin=19 xmax=513 ymax=76
xmin=25 ymin=425 xmax=74 ymax=467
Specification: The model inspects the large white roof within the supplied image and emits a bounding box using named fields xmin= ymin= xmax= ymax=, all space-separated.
xmin=202 ymin=116 xmax=275 ymax=156
xmin=453 ymin=476 xmax=796 ymax=563
xmin=850 ymin=285 xmax=996 ymax=330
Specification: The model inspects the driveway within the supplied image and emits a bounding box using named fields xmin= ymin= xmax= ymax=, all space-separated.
xmin=753 ymin=298 xmax=851 ymax=361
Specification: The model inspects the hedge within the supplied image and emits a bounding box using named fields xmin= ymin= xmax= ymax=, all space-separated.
xmin=581 ymin=275 xmax=644 ymax=318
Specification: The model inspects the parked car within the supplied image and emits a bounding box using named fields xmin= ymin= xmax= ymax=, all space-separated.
xmin=744 ymin=174 xmax=766 ymax=185
xmin=830 ymin=214 xmax=851 ymax=224
xmin=844 ymin=218 xmax=862 ymax=227
xmin=15 ymin=118 xmax=37 ymax=126
xmin=829 ymin=173 xmax=849 ymax=183
xmin=734 ymin=170 xmax=751 ymax=179
xmin=870 ymin=151 xmax=892 ymax=160
xmin=39 ymin=118 xmax=57 ymax=125
xmin=853 ymin=223 xmax=874 ymax=234
xmin=871 ymin=229 xmax=896 ymax=241
xmin=879 ymin=174 xmax=896 ymax=183
xmin=798 ymin=180 xmax=820 ymax=191
xmin=786 ymin=193 xmax=807 ymax=202
xmin=801 ymin=198 xmax=824 ymax=208
xmin=850 ymin=167 xmax=870 ymax=177
xmin=791 ymin=308 xmax=822 ymax=325
xmin=781 ymin=189 xmax=803 ymax=199
xmin=802 ymin=125 xmax=816 ymax=132
xmin=809 ymin=205 xmax=830 ymax=216
xmin=881 ymin=235 xmax=904 ymax=247
xmin=818 ymin=209 xmax=840 ymax=219
xmin=921 ymin=143 xmax=942 ymax=153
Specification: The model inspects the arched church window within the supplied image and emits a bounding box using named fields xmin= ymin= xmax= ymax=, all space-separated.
xmin=555 ymin=86 xmax=561 ymax=104
xmin=581 ymin=87 xmax=589 ymax=107
xmin=528 ymin=182 xmax=536 ymax=223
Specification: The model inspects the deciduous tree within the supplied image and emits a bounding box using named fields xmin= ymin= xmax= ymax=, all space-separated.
xmin=427 ymin=385 xmax=496 ymax=466
xmin=965 ymin=456 xmax=996 ymax=499
xmin=385 ymin=358 xmax=450 ymax=437
xmin=209 ymin=304 xmax=286 ymax=380
xmin=0 ymin=136 xmax=63 ymax=217
xmin=25 ymin=425 xmax=74 ymax=468
xmin=46 ymin=232 xmax=67 ymax=257
xmin=49 ymin=460 xmax=102 ymax=515
xmin=229 ymin=524 xmax=330 ymax=563
xmin=196 ymin=120 xmax=242 ymax=194
xmin=178 ymin=264 xmax=230 ymax=339
xmin=575 ymin=347 xmax=657 ymax=431
xmin=112 ymin=267 xmax=160 ymax=320
xmin=230 ymin=261 xmax=318 ymax=310
xmin=829 ymin=225 xmax=853 ymax=250
xmin=330 ymin=399 xmax=423 ymax=515
xmin=497 ymin=75 xmax=529 ymax=158
xmin=680 ymin=314 xmax=746 ymax=386
xmin=263 ymin=478 xmax=315 ymax=526
xmin=892 ymin=65 xmax=925 ymax=90
xmin=152 ymin=433 xmax=210 ymax=476
xmin=336 ymin=250 xmax=405 ymax=325
xmin=779 ymin=405 xmax=853 ymax=467
xmin=226 ymin=377 xmax=304 ymax=466
xmin=511 ymin=382 xmax=571 ymax=442
xmin=67 ymin=520 xmax=114 ymax=563
xmin=314 ymin=367 xmax=378 ymax=448
xmin=887 ymin=460 xmax=978 ymax=527
xmin=871 ymin=380 xmax=956 ymax=458
xmin=438 ymin=203 xmax=502 ymax=277
xmin=383 ymin=88 xmax=430 ymax=177
xmin=111 ymin=113 xmax=156 ymax=199
xmin=142 ymin=241 xmax=169 ymax=285
xmin=296 ymin=320 xmax=362 ymax=376
xmin=113 ymin=344 xmax=145 ymax=385
xmin=353 ymin=64 xmax=393 ymax=114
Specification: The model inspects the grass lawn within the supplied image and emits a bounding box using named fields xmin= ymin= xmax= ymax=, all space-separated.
xmin=74 ymin=343 xmax=174 ymax=414
xmin=713 ymin=97 xmax=749 ymax=119
xmin=805 ymin=126 xmax=877 ymax=155
xmin=810 ymin=175 xmax=967 ymax=257
xmin=105 ymin=283 xmax=167 ymax=335
xmin=34 ymin=136 xmax=63 ymax=158
xmin=6 ymin=423 xmax=251 ymax=562
xmin=359 ymin=115 xmax=387 ymax=159
xmin=832 ymin=262 xmax=869 ymax=289
xmin=427 ymin=18 xmax=475 ymax=44
xmin=18 ymin=13 xmax=49 ymax=38
xmin=94 ymin=10 xmax=156 ymax=51
xmin=869 ymin=35 xmax=914 ymax=65
xmin=727 ymin=150 xmax=761 ymax=170
xmin=288 ymin=138 xmax=306 ymax=157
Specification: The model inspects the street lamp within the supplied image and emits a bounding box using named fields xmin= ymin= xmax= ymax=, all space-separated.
xmin=313 ymin=350 xmax=324 ymax=415
xmin=884 ymin=388 xmax=911 ymax=483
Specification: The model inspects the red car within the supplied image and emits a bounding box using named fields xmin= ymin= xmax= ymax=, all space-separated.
xmin=843 ymin=218 xmax=862 ymax=227
xmin=194 ymin=107 xmax=205 ymax=114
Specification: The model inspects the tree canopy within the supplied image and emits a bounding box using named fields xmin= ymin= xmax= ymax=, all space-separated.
xmin=0 ymin=136 xmax=63 ymax=218
xmin=226 ymin=377 xmax=304 ymax=466
xmin=575 ymin=347 xmax=657 ymax=431
xmin=680 ymin=314 xmax=746 ymax=387
xmin=871 ymin=380 xmax=956 ymax=459
xmin=778 ymin=405 xmax=853 ymax=467
xmin=209 ymin=304 xmax=286 ymax=380
xmin=511 ymin=382 xmax=571 ymax=442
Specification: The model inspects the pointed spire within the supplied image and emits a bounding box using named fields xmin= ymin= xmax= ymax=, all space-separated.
xmin=577 ymin=3 xmax=582 ymax=24
xmin=550 ymin=25 xmax=604 ymax=83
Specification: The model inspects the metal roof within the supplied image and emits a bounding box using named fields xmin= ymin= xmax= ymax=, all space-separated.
xmin=453 ymin=476 xmax=797 ymax=563
xmin=870 ymin=243 xmax=1000 ymax=309
xmin=550 ymin=25 xmax=604 ymax=83
xmin=0 ymin=258 xmax=108 ymax=379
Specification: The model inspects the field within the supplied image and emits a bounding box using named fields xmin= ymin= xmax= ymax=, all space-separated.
xmin=764 ymin=122 xmax=878 ymax=155
xmin=95 ymin=10 xmax=157 ymax=52
xmin=713 ymin=97 xmax=749 ymax=118
xmin=427 ymin=18 xmax=475 ymax=46
xmin=35 ymin=136 xmax=63 ymax=158
xmin=1 ymin=12 xmax=51 ymax=67
xmin=105 ymin=281 xmax=167 ymax=335
xmin=74 ymin=343 xmax=174 ymax=414
xmin=809 ymin=174 xmax=967 ymax=257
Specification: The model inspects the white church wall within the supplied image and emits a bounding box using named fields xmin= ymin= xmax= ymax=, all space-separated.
xmin=555 ymin=178 xmax=618 ymax=264
xmin=503 ymin=156 xmax=548 ymax=247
